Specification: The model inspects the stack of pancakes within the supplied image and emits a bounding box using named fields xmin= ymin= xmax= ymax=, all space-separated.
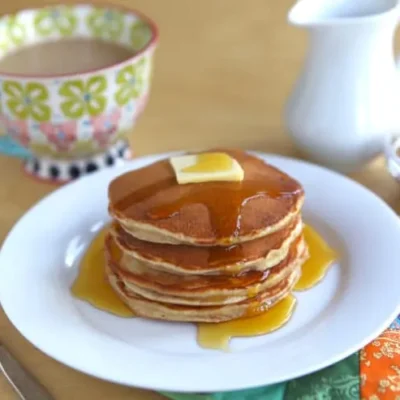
xmin=105 ymin=150 xmax=308 ymax=322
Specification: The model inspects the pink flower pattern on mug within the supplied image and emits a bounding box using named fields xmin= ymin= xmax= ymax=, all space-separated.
xmin=91 ymin=108 xmax=121 ymax=147
xmin=40 ymin=121 xmax=77 ymax=151
xmin=6 ymin=120 xmax=30 ymax=146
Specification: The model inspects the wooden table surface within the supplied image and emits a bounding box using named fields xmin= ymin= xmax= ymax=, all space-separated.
xmin=1 ymin=0 xmax=400 ymax=399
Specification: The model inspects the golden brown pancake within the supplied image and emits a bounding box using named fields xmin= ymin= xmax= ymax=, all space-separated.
xmin=108 ymin=149 xmax=304 ymax=245
xmin=105 ymin=148 xmax=308 ymax=323
xmin=107 ymin=265 xmax=301 ymax=322
xmin=110 ymin=216 xmax=303 ymax=275
xmin=106 ymin=263 xmax=301 ymax=322
xmin=105 ymin=233 xmax=308 ymax=306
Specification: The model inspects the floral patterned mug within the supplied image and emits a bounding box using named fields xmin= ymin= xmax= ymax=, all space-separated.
xmin=0 ymin=4 xmax=158 ymax=182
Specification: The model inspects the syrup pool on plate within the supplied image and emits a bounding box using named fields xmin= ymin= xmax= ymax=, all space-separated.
xmin=197 ymin=295 xmax=297 ymax=351
xmin=294 ymin=225 xmax=337 ymax=291
xmin=71 ymin=224 xmax=337 ymax=350
xmin=71 ymin=228 xmax=133 ymax=318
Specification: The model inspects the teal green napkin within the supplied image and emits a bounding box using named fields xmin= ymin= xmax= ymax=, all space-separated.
xmin=0 ymin=135 xmax=30 ymax=158
xmin=160 ymin=353 xmax=359 ymax=400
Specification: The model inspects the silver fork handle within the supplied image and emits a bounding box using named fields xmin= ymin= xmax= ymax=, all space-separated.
xmin=0 ymin=344 xmax=54 ymax=400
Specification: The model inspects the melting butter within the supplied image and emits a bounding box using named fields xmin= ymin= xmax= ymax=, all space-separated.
xmin=183 ymin=153 xmax=233 ymax=173
xmin=71 ymin=227 xmax=133 ymax=317
xmin=197 ymin=295 xmax=297 ymax=351
xmin=295 ymin=225 xmax=337 ymax=291
xmin=169 ymin=152 xmax=244 ymax=184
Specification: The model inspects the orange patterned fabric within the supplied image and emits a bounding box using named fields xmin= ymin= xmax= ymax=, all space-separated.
xmin=360 ymin=329 xmax=400 ymax=399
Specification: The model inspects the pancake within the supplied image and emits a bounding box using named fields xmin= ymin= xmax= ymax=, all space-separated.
xmin=106 ymin=263 xmax=301 ymax=323
xmin=105 ymin=148 xmax=308 ymax=323
xmin=110 ymin=217 xmax=303 ymax=275
xmin=105 ymin=234 xmax=308 ymax=306
xmin=108 ymin=149 xmax=304 ymax=245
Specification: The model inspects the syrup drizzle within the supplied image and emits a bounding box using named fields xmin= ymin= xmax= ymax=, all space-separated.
xmin=71 ymin=228 xmax=133 ymax=317
xmin=111 ymin=154 xmax=301 ymax=242
xmin=148 ymin=181 xmax=294 ymax=239
xmin=71 ymin=224 xmax=336 ymax=350
xmin=114 ymin=217 xmax=300 ymax=271
xmin=197 ymin=295 xmax=296 ymax=351
xmin=294 ymin=225 xmax=336 ymax=291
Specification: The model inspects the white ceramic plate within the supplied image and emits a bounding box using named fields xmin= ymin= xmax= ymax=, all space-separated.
xmin=1 ymin=152 xmax=400 ymax=393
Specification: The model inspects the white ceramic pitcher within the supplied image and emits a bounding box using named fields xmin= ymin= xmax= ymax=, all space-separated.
xmin=285 ymin=0 xmax=400 ymax=172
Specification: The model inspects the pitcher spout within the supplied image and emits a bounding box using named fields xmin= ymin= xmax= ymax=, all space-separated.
xmin=288 ymin=0 xmax=400 ymax=27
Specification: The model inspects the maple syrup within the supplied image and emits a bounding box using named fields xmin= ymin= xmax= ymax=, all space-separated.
xmin=197 ymin=295 xmax=297 ymax=351
xmin=114 ymin=216 xmax=300 ymax=271
xmin=109 ymin=228 xmax=305 ymax=294
xmin=294 ymin=225 xmax=337 ymax=291
xmin=71 ymin=224 xmax=336 ymax=350
xmin=109 ymin=153 xmax=303 ymax=242
xmin=71 ymin=227 xmax=133 ymax=317
xmin=148 ymin=181 xmax=296 ymax=239
xmin=182 ymin=153 xmax=233 ymax=173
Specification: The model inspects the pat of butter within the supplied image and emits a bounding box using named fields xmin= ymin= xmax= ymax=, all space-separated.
xmin=170 ymin=152 xmax=244 ymax=184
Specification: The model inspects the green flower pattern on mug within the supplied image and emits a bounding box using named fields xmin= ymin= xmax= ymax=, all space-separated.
xmin=59 ymin=76 xmax=107 ymax=118
xmin=86 ymin=9 xmax=124 ymax=41
xmin=115 ymin=58 xmax=148 ymax=106
xmin=5 ymin=16 xmax=26 ymax=47
xmin=4 ymin=81 xmax=51 ymax=122
xmin=130 ymin=20 xmax=152 ymax=51
xmin=34 ymin=7 xmax=78 ymax=37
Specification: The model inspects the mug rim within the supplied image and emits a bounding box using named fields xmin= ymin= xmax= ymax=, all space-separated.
xmin=0 ymin=2 xmax=159 ymax=80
